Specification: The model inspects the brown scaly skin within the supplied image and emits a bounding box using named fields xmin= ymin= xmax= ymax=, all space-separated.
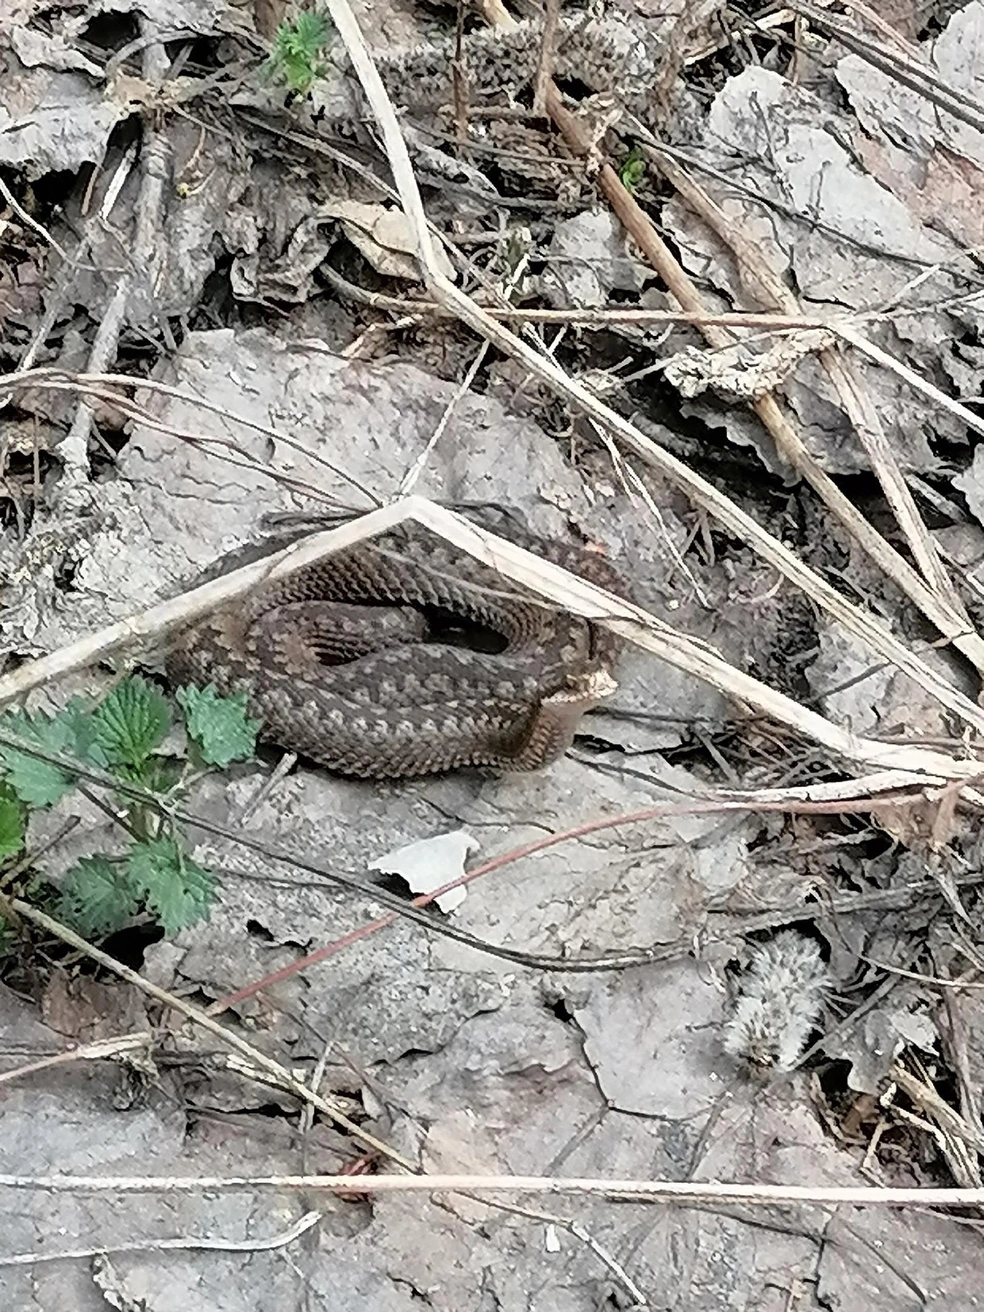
xmin=167 ymin=522 xmax=625 ymax=780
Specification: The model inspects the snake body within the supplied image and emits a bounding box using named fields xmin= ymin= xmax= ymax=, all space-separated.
xmin=166 ymin=523 xmax=623 ymax=779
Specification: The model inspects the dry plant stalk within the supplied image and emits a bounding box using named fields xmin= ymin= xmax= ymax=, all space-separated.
xmin=3 ymin=1167 xmax=984 ymax=1208
xmin=319 ymin=0 xmax=984 ymax=790
xmin=0 ymin=499 xmax=413 ymax=704
xmin=792 ymin=1 xmax=984 ymax=132
xmin=531 ymin=0 xmax=560 ymax=114
xmin=643 ymin=142 xmax=982 ymax=669
xmin=9 ymin=897 xmax=414 ymax=1170
xmin=1 ymin=490 xmax=982 ymax=788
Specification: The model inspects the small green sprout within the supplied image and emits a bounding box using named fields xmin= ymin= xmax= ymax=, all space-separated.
xmin=619 ymin=146 xmax=647 ymax=194
xmin=264 ymin=10 xmax=333 ymax=95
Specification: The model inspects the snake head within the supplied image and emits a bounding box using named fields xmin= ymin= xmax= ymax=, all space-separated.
xmin=552 ymin=668 xmax=619 ymax=709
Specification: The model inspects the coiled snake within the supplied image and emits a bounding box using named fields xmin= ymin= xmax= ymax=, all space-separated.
xmin=166 ymin=522 xmax=623 ymax=779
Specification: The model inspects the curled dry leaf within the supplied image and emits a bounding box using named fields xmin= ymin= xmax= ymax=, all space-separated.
xmin=319 ymin=200 xmax=457 ymax=283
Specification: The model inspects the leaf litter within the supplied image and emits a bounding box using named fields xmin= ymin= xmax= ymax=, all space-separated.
xmin=3 ymin=0 xmax=984 ymax=1308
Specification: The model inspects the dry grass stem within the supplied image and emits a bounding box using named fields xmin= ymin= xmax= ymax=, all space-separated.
xmin=532 ymin=0 xmax=560 ymax=114
xmin=320 ymin=0 xmax=984 ymax=783
xmin=2 ymin=491 xmax=984 ymax=786
xmin=793 ymin=2 xmax=984 ymax=131
xmin=8 ymin=898 xmax=414 ymax=1171
xmin=0 ymin=500 xmax=412 ymax=706
xmin=0 ymin=1031 xmax=153 ymax=1088
xmin=0 ymin=1211 xmax=323 ymax=1268
xmin=59 ymin=34 xmax=172 ymax=482
xmin=4 ymin=365 xmax=379 ymax=505
xmin=890 ymin=1063 xmax=984 ymax=1188
xmin=0 ymin=174 xmax=72 ymax=264
xmin=202 ymin=784 xmax=953 ymax=1017
xmin=645 ymin=143 xmax=978 ymax=663
xmin=2 ymin=1169 xmax=984 ymax=1208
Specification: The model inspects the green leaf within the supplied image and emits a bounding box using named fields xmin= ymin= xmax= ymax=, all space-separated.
xmin=619 ymin=147 xmax=646 ymax=194
xmin=128 ymin=837 xmax=215 ymax=936
xmin=285 ymin=9 xmax=330 ymax=50
xmin=59 ymin=856 xmax=140 ymax=938
xmin=176 ymin=684 xmax=260 ymax=768
xmin=93 ymin=676 xmax=171 ymax=775
xmin=60 ymin=697 xmax=111 ymax=768
xmin=0 ymin=708 xmax=81 ymax=806
xmin=266 ymin=10 xmax=332 ymax=92
xmin=133 ymin=756 xmax=184 ymax=795
xmin=0 ymin=783 xmax=25 ymax=861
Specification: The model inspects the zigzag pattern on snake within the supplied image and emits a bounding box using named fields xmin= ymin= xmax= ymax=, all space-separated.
xmin=166 ymin=521 xmax=624 ymax=779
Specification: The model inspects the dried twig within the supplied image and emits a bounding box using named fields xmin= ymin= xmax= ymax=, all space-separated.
xmin=451 ymin=0 xmax=470 ymax=140
xmin=4 ymin=365 xmax=379 ymax=506
xmin=890 ymin=1062 xmax=983 ymax=1188
xmin=0 ymin=499 xmax=409 ymax=705
xmin=532 ymin=0 xmax=561 ymax=115
xmin=319 ymin=267 xmax=861 ymax=327
xmin=0 ymin=1031 xmax=152 ymax=1088
xmin=0 ymin=1211 xmax=322 ymax=1268
xmin=204 ymin=780 xmax=943 ymax=1018
xmin=2 ymin=1169 xmax=984 ymax=1207
xmin=8 ymin=897 xmax=414 ymax=1169
xmin=59 ymin=30 xmax=171 ymax=484
xmin=791 ymin=1 xmax=984 ymax=133
xmin=838 ymin=326 xmax=984 ymax=441
xmin=651 ymin=0 xmax=721 ymax=120
xmin=320 ymin=0 xmax=984 ymax=767
xmin=640 ymin=139 xmax=983 ymax=671
xmin=0 ymin=175 xmax=73 ymax=264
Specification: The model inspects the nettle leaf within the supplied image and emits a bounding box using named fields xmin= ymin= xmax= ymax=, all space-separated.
xmin=0 ymin=783 xmax=26 ymax=861
xmin=0 ymin=707 xmax=85 ymax=806
xmin=59 ymin=856 xmax=140 ymax=938
xmin=128 ymin=836 xmax=215 ymax=936
xmin=176 ymin=684 xmax=260 ymax=768
xmin=93 ymin=676 xmax=171 ymax=775
xmin=60 ymin=697 xmax=111 ymax=768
